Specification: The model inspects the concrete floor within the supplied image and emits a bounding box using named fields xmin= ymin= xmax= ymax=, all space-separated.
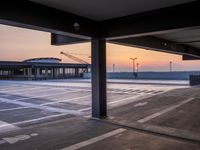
xmin=0 ymin=117 xmax=200 ymax=150
xmin=0 ymin=80 xmax=199 ymax=149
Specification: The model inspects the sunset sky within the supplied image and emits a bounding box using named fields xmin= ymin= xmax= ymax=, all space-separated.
xmin=1 ymin=24 xmax=200 ymax=72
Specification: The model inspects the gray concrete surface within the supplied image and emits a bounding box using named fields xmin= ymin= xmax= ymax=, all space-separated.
xmin=0 ymin=80 xmax=199 ymax=149
xmin=108 ymin=87 xmax=200 ymax=142
xmin=0 ymin=117 xmax=200 ymax=150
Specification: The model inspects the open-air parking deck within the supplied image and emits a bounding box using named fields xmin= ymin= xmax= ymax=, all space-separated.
xmin=1 ymin=0 xmax=200 ymax=149
xmin=0 ymin=80 xmax=200 ymax=149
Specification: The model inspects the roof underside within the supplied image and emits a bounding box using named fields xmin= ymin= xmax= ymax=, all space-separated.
xmin=155 ymin=28 xmax=200 ymax=49
xmin=30 ymin=0 xmax=195 ymax=21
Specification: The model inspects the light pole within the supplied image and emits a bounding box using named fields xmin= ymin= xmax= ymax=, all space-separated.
xmin=130 ymin=57 xmax=137 ymax=79
xmin=136 ymin=63 xmax=139 ymax=73
xmin=169 ymin=61 xmax=172 ymax=72
xmin=130 ymin=57 xmax=137 ymax=73
xmin=113 ymin=64 xmax=115 ymax=73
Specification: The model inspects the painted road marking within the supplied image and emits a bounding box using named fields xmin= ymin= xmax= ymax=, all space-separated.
xmin=137 ymin=97 xmax=194 ymax=123
xmin=40 ymin=95 xmax=91 ymax=106
xmin=0 ymin=121 xmax=20 ymax=134
xmin=0 ymin=133 xmax=38 ymax=145
xmin=108 ymin=95 xmax=141 ymax=105
xmin=0 ymin=113 xmax=70 ymax=130
xmin=60 ymin=128 xmax=126 ymax=150
xmin=78 ymin=95 xmax=151 ymax=112
xmin=0 ymin=97 xmax=82 ymax=115
xmin=134 ymin=102 xmax=148 ymax=107
xmin=10 ymin=113 xmax=70 ymax=127
xmin=0 ymin=107 xmax=29 ymax=112
xmin=0 ymin=87 xmax=40 ymax=93
xmin=6 ymin=90 xmax=85 ymax=101
xmin=10 ymin=87 xmax=72 ymax=96
xmin=10 ymin=87 xmax=50 ymax=95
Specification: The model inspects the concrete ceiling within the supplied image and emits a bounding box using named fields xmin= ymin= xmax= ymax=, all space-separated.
xmin=30 ymin=0 xmax=195 ymax=21
xmin=155 ymin=28 xmax=200 ymax=49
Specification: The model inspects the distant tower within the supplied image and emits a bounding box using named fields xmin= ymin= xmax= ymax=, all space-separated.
xmin=169 ymin=61 xmax=172 ymax=72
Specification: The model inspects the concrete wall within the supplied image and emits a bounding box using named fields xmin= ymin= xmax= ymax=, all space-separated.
xmin=83 ymin=71 xmax=200 ymax=80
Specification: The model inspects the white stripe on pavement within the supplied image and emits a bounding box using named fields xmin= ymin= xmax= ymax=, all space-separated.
xmin=0 ymin=113 xmax=70 ymax=129
xmin=40 ymin=95 xmax=90 ymax=106
xmin=60 ymin=128 xmax=126 ymax=150
xmin=0 ymin=97 xmax=82 ymax=115
xmin=79 ymin=95 xmax=148 ymax=112
xmin=9 ymin=90 xmax=85 ymax=101
xmin=137 ymin=97 xmax=194 ymax=123
xmin=0 ymin=107 xmax=29 ymax=112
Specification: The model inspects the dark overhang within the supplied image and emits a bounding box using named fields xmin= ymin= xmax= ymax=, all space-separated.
xmin=101 ymin=1 xmax=200 ymax=40
xmin=110 ymin=36 xmax=200 ymax=58
xmin=1 ymin=0 xmax=200 ymax=58
xmin=0 ymin=1 xmax=99 ymax=39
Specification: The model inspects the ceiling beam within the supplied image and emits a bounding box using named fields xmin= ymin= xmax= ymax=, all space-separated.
xmin=0 ymin=1 xmax=99 ymax=39
xmin=182 ymin=55 xmax=200 ymax=60
xmin=51 ymin=33 xmax=89 ymax=45
xmin=102 ymin=1 xmax=200 ymax=40
xmin=110 ymin=36 xmax=200 ymax=58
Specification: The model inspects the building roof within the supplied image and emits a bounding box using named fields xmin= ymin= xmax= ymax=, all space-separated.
xmin=0 ymin=61 xmax=90 ymax=69
xmin=24 ymin=57 xmax=62 ymax=63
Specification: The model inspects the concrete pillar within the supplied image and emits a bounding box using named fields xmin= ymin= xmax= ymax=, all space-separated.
xmin=91 ymin=38 xmax=107 ymax=118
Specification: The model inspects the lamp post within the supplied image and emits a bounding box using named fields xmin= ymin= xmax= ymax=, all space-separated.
xmin=113 ymin=64 xmax=115 ymax=73
xmin=130 ymin=57 xmax=137 ymax=72
xmin=136 ymin=63 xmax=139 ymax=73
xmin=130 ymin=57 xmax=137 ymax=78
xmin=169 ymin=61 xmax=172 ymax=72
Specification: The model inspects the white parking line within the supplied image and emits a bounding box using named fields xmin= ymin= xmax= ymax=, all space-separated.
xmin=10 ymin=87 xmax=49 ymax=95
xmin=79 ymin=93 xmax=157 ymax=112
xmin=40 ymin=95 xmax=91 ymax=106
xmin=0 ymin=107 xmax=29 ymax=112
xmin=9 ymin=90 xmax=86 ymax=101
xmin=137 ymin=97 xmax=194 ymax=123
xmin=0 ymin=97 xmax=82 ymax=115
xmin=78 ymin=95 xmax=144 ymax=112
xmin=0 ymin=113 xmax=71 ymax=130
xmin=1 ymin=85 xmax=25 ymax=90
xmin=0 ymin=87 xmax=40 ymax=93
xmin=60 ymin=128 xmax=126 ymax=150
xmin=12 ymin=113 xmax=71 ymax=126
xmin=108 ymin=95 xmax=141 ymax=105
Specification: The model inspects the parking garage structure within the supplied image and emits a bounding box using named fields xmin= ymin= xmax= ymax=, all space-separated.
xmin=0 ymin=57 xmax=90 ymax=80
xmin=1 ymin=1 xmax=200 ymax=149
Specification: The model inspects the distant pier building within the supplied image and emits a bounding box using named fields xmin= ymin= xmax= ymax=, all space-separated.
xmin=0 ymin=57 xmax=90 ymax=80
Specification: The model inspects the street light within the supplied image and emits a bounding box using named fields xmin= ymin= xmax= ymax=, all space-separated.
xmin=169 ymin=61 xmax=172 ymax=72
xmin=113 ymin=64 xmax=115 ymax=73
xmin=130 ymin=57 xmax=137 ymax=73
xmin=130 ymin=57 xmax=137 ymax=79
xmin=136 ymin=63 xmax=139 ymax=73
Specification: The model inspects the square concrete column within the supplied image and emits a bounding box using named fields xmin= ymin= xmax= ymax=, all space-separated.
xmin=91 ymin=38 xmax=107 ymax=118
